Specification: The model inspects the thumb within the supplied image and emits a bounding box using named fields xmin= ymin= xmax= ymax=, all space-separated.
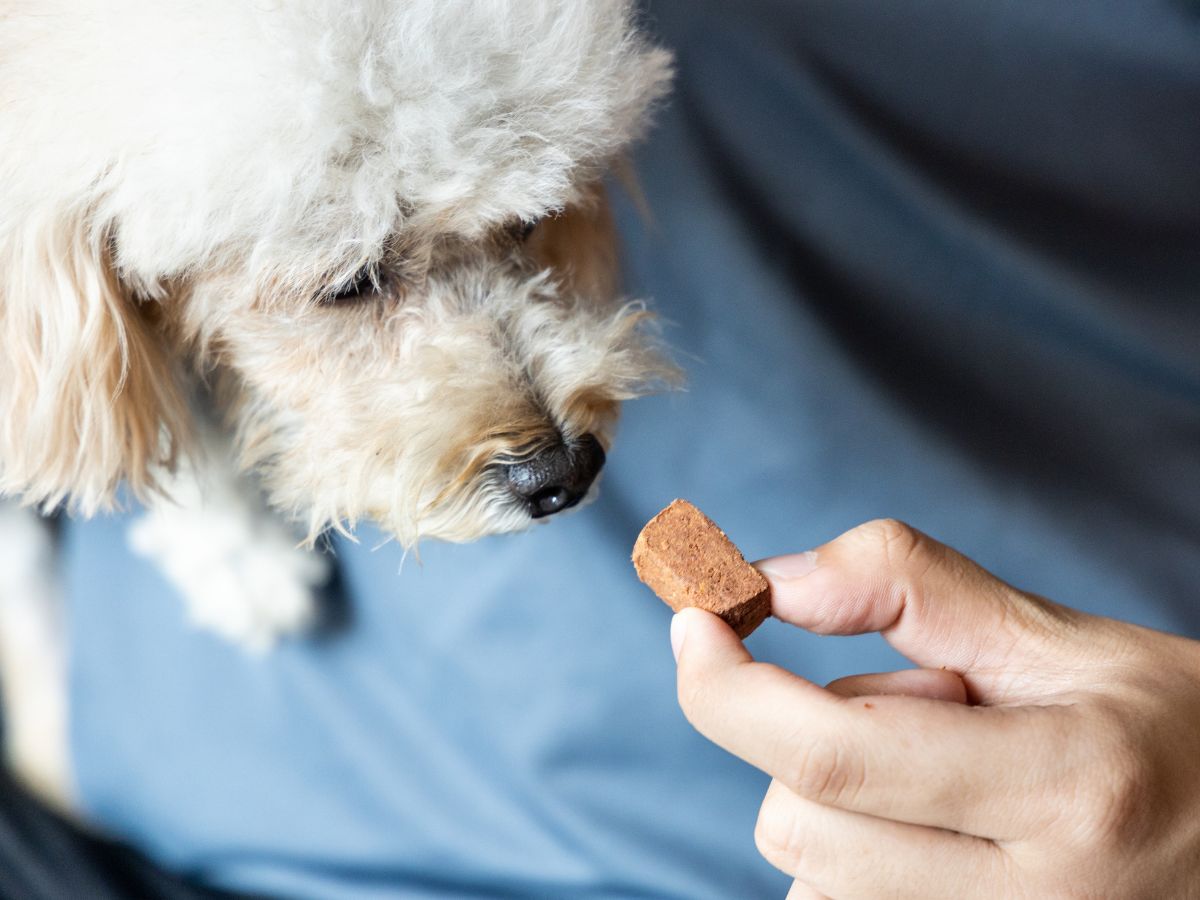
xmin=756 ymin=519 xmax=1077 ymax=675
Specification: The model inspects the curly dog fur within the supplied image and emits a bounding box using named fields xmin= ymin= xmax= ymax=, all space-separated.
xmin=0 ymin=0 xmax=673 ymax=800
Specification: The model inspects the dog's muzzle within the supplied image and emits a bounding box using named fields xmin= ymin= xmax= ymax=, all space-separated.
xmin=503 ymin=434 xmax=606 ymax=518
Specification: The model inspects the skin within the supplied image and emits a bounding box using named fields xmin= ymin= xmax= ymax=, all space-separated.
xmin=670 ymin=519 xmax=1200 ymax=899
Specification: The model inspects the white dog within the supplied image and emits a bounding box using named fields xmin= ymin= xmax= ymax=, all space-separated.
xmin=0 ymin=0 xmax=673 ymax=805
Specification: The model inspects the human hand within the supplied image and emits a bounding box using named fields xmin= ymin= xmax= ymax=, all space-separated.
xmin=671 ymin=519 xmax=1200 ymax=899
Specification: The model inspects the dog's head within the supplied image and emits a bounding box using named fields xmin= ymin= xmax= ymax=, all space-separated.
xmin=0 ymin=0 xmax=674 ymax=543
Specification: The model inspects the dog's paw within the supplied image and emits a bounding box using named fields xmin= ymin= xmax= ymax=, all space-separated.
xmin=129 ymin=482 xmax=330 ymax=655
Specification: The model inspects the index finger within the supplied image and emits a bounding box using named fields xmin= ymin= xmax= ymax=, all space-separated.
xmin=672 ymin=607 xmax=1076 ymax=841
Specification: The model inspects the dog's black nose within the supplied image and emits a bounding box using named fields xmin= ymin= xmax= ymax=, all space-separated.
xmin=504 ymin=434 xmax=606 ymax=518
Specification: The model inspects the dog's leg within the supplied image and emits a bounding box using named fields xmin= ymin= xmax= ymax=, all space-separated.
xmin=128 ymin=444 xmax=331 ymax=655
xmin=0 ymin=502 xmax=73 ymax=811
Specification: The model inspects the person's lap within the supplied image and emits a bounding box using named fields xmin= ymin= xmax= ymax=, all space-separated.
xmin=0 ymin=764 xmax=258 ymax=900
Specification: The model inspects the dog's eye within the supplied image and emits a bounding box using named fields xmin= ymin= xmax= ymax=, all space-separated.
xmin=507 ymin=219 xmax=539 ymax=243
xmin=324 ymin=267 xmax=379 ymax=305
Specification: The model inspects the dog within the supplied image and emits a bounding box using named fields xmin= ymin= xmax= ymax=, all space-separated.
xmin=0 ymin=0 xmax=673 ymax=806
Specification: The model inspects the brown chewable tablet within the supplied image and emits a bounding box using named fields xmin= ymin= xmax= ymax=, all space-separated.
xmin=631 ymin=499 xmax=771 ymax=638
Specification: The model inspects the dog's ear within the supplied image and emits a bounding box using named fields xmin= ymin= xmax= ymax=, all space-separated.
xmin=0 ymin=209 xmax=188 ymax=513
xmin=526 ymin=183 xmax=618 ymax=304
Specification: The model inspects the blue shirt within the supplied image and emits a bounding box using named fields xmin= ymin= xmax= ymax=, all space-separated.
xmin=61 ymin=3 xmax=1200 ymax=897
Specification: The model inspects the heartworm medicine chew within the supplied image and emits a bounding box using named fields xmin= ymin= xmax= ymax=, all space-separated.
xmin=632 ymin=499 xmax=771 ymax=638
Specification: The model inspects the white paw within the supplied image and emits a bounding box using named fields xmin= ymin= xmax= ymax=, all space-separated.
xmin=129 ymin=479 xmax=330 ymax=654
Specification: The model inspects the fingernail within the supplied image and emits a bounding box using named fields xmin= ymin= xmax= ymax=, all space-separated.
xmin=756 ymin=551 xmax=819 ymax=581
xmin=670 ymin=612 xmax=687 ymax=662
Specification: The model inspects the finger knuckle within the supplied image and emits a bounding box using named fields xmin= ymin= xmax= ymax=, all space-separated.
xmin=753 ymin=798 xmax=797 ymax=873
xmin=782 ymin=737 xmax=862 ymax=808
xmin=856 ymin=518 xmax=924 ymax=567
xmin=754 ymin=792 xmax=825 ymax=878
xmin=1068 ymin=707 xmax=1155 ymax=850
xmin=1092 ymin=748 xmax=1153 ymax=844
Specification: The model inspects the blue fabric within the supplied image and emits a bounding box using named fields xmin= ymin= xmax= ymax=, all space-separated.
xmin=62 ymin=3 xmax=1200 ymax=898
